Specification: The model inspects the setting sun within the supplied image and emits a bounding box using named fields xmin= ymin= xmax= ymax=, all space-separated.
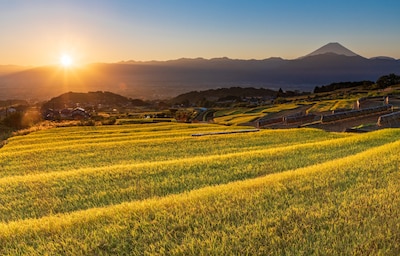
xmin=60 ymin=54 xmax=73 ymax=67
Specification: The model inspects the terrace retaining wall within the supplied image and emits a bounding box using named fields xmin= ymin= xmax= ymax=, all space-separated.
xmin=321 ymin=105 xmax=392 ymax=123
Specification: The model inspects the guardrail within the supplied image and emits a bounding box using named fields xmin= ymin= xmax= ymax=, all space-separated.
xmin=321 ymin=105 xmax=392 ymax=123
xmin=377 ymin=111 xmax=400 ymax=126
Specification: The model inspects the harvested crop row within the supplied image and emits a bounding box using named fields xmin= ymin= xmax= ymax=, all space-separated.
xmin=0 ymin=129 xmax=399 ymax=222
xmin=3 ymin=123 xmax=249 ymax=149
xmin=0 ymin=126 xmax=346 ymax=177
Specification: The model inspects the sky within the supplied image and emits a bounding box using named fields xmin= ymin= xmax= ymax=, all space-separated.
xmin=1 ymin=0 xmax=399 ymax=66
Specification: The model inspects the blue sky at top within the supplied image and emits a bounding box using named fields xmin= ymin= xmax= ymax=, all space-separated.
xmin=1 ymin=0 xmax=399 ymax=65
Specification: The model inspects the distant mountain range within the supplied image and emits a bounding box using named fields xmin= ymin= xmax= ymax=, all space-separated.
xmin=0 ymin=65 xmax=31 ymax=76
xmin=0 ymin=43 xmax=399 ymax=100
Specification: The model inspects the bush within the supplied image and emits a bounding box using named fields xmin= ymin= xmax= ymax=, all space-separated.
xmin=274 ymin=97 xmax=287 ymax=104
xmin=2 ymin=112 xmax=26 ymax=130
xmin=101 ymin=117 xmax=117 ymax=125
xmin=376 ymin=73 xmax=400 ymax=89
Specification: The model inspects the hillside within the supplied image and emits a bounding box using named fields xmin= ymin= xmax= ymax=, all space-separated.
xmin=170 ymin=86 xmax=278 ymax=105
xmin=41 ymin=91 xmax=132 ymax=110
xmin=0 ymin=123 xmax=399 ymax=254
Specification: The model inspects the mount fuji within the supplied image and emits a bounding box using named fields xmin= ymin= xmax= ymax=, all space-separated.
xmin=304 ymin=42 xmax=359 ymax=57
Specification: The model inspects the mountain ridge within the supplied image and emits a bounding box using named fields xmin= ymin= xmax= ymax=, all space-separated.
xmin=0 ymin=43 xmax=399 ymax=100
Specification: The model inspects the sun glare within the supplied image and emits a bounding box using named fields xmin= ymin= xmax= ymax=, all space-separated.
xmin=60 ymin=54 xmax=73 ymax=67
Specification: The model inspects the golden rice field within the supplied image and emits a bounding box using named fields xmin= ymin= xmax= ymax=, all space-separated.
xmin=306 ymin=99 xmax=356 ymax=113
xmin=213 ymin=103 xmax=302 ymax=125
xmin=0 ymin=123 xmax=399 ymax=255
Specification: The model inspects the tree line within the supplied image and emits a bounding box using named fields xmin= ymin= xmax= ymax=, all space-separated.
xmin=314 ymin=73 xmax=400 ymax=93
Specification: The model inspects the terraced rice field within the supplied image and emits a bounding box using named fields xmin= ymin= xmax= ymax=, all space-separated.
xmin=0 ymin=123 xmax=399 ymax=254
xmin=213 ymin=103 xmax=302 ymax=125
xmin=307 ymin=99 xmax=355 ymax=113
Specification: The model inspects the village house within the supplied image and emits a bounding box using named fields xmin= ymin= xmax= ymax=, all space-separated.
xmin=43 ymin=107 xmax=90 ymax=120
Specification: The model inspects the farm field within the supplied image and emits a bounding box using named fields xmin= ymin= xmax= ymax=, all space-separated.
xmin=0 ymin=123 xmax=400 ymax=254
xmin=213 ymin=103 xmax=303 ymax=125
xmin=211 ymin=99 xmax=361 ymax=126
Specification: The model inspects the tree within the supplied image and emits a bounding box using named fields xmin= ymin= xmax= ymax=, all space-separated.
xmin=277 ymin=88 xmax=285 ymax=97
xmin=2 ymin=112 xmax=24 ymax=130
xmin=376 ymin=73 xmax=400 ymax=89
